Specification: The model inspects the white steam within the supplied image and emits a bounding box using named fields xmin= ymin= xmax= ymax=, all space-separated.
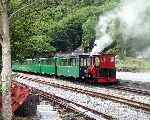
xmin=91 ymin=0 xmax=150 ymax=58
xmin=91 ymin=12 xmax=117 ymax=55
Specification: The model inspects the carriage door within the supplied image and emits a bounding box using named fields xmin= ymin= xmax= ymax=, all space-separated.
xmin=79 ymin=55 xmax=90 ymax=79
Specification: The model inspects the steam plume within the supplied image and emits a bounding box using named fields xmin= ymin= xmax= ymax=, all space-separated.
xmin=91 ymin=0 xmax=150 ymax=58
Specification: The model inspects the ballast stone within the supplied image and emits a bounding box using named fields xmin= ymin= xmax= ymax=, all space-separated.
xmin=37 ymin=104 xmax=60 ymax=120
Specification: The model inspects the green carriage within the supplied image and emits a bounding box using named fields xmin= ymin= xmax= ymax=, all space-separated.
xmin=12 ymin=55 xmax=90 ymax=79
xmin=56 ymin=56 xmax=80 ymax=78
xmin=12 ymin=59 xmax=39 ymax=73
xmin=12 ymin=60 xmax=22 ymax=71
xmin=12 ymin=59 xmax=31 ymax=72
xmin=40 ymin=58 xmax=56 ymax=75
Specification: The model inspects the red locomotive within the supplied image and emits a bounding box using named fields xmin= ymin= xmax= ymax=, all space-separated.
xmin=79 ymin=54 xmax=117 ymax=84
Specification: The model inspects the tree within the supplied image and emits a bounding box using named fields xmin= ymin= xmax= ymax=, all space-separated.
xmin=0 ymin=0 xmax=12 ymax=120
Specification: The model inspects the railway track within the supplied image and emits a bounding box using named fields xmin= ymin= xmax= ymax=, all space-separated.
xmin=17 ymin=73 xmax=150 ymax=96
xmin=13 ymin=81 xmax=113 ymax=120
xmin=17 ymin=75 xmax=150 ymax=112
xmin=112 ymin=85 xmax=150 ymax=96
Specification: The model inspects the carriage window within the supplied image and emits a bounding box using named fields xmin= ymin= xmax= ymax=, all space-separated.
xmin=45 ymin=60 xmax=47 ymax=64
xmin=67 ymin=59 xmax=69 ymax=66
xmin=62 ymin=59 xmax=68 ymax=66
xmin=84 ymin=59 xmax=87 ymax=66
xmin=41 ymin=60 xmax=46 ymax=64
xmin=60 ymin=60 xmax=62 ymax=66
xmin=57 ymin=59 xmax=61 ymax=66
xmin=73 ymin=59 xmax=76 ymax=66
xmin=95 ymin=57 xmax=100 ymax=66
xmin=70 ymin=58 xmax=72 ymax=66
xmin=80 ymin=58 xmax=84 ymax=66
xmin=61 ymin=59 xmax=64 ymax=66
xmin=80 ymin=58 xmax=88 ymax=66
xmin=70 ymin=58 xmax=76 ymax=66
xmin=48 ymin=58 xmax=55 ymax=65
xmin=77 ymin=58 xmax=79 ymax=66
xmin=26 ymin=60 xmax=32 ymax=64
xmin=87 ymin=58 xmax=91 ymax=66
xmin=48 ymin=59 xmax=52 ymax=65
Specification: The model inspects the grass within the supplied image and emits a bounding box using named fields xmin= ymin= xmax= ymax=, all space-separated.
xmin=116 ymin=57 xmax=150 ymax=72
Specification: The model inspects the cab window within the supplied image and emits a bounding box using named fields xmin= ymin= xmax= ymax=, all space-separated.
xmin=95 ymin=57 xmax=100 ymax=67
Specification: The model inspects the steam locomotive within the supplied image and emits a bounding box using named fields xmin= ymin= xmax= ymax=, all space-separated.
xmin=12 ymin=54 xmax=117 ymax=84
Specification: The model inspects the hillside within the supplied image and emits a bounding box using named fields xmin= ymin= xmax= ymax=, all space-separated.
xmin=10 ymin=0 xmax=120 ymax=59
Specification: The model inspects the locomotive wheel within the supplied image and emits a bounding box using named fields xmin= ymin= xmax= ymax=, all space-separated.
xmin=14 ymin=95 xmax=40 ymax=117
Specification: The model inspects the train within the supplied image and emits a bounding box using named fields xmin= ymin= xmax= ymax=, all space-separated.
xmin=0 ymin=53 xmax=116 ymax=116
xmin=12 ymin=54 xmax=117 ymax=84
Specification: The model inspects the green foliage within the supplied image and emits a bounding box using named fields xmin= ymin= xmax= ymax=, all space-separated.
xmin=9 ymin=0 xmax=120 ymax=60
xmin=117 ymin=57 xmax=150 ymax=72
xmin=27 ymin=35 xmax=55 ymax=52
xmin=51 ymin=23 xmax=83 ymax=52
xmin=82 ymin=16 xmax=97 ymax=52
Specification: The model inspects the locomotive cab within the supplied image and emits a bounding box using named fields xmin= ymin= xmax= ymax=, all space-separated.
xmin=79 ymin=54 xmax=117 ymax=84
xmin=88 ymin=54 xmax=117 ymax=84
xmin=99 ymin=54 xmax=116 ymax=83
